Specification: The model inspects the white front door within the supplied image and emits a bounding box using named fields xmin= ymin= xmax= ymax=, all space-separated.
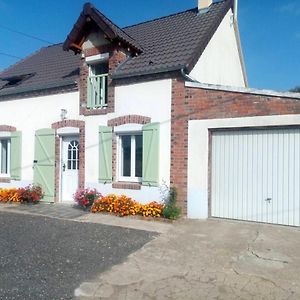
xmin=61 ymin=136 xmax=79 ymax=202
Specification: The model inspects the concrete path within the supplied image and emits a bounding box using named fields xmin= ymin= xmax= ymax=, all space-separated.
xmin=0 ymin=203 xmax=172 ymax=234
xmin=75 ymin=219 xmax=300 ymax=300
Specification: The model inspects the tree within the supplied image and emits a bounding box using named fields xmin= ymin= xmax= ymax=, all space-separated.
xmin=290 ymin=86 xmax=300 ymax=93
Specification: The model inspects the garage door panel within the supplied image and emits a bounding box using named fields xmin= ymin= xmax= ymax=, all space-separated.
xmin=211 ymin=128 xmax=300 ymax=227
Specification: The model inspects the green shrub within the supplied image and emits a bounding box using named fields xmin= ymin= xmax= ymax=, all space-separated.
xmin=162 ymin=187 xmax=181 ymax=220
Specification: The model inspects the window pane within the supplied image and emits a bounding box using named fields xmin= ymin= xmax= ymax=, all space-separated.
xmin=122 ymin=136 xmax=131 ymax=177
xmin=1 ymin=140 xmax=8 ymax=174
xmin=93 ymin=63 xmax=108 ymax=75
xmin=135 ymin=135 xmax=143 ymax=178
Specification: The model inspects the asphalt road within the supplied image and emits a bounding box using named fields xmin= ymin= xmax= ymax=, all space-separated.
xmin=0 ymin=212 xmax=156 ymax=299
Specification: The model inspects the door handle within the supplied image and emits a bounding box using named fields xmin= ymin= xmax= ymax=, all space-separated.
xmin=265 ymin=198 xmax=272 ymax=203
xmin=62 ymin=163 xmax=66 ymax=172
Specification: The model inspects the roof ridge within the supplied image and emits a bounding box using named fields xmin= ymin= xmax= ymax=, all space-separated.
xmin=93 ymin=6 xmax=141 ymax=48
xmin=123 ymin=0 xmax=229 ymax=30
xmin=123 ymin=7 xmax=197 ymax=30
xmin=44 ymin=42 xmax=63 ymax=48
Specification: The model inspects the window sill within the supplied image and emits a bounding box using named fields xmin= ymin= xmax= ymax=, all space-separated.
xmin=0 ymin=177 xmax=11 ymax=183
xmin=80 ymin=106 xmax=113 ymax=116
xmin=112 ymin=182 xmax=141 ymax=190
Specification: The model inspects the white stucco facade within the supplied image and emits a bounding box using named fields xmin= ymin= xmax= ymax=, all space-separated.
xmin=188 ymin=114 xmax=300 ymax=219
xmin=190 ymin=10 xmax=246 ymax=87
xmin=0 ymin=79 xmax=172 ymax=204
xmin=84 ymin=79 xmax=172 ymax=203
xmin=0 ymin=92 xmax=80 ymax=186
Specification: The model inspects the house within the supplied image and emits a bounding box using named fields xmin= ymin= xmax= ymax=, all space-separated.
xmin=1 ymin=0 xmax=300 ymax=227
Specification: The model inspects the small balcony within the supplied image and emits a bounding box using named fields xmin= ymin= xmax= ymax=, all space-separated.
xmin=87 ymin=74 xmax=108 ymax=108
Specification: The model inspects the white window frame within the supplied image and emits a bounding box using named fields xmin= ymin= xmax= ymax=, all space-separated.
xmin=0 ymin=138 xmax=11 ymax=178
xmin=117 ymin=133 xmax=142 ymax=183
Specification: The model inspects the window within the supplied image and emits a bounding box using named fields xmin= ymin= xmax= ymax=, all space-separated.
xmin=0 ymin=138 xmax=10 ymax=177
xmin=118 ymin=134 xmax=143 ymax=182
xmin=88 ymin=63 xmax=108 ymax=109
xmin=1 ymin=73 xmax=35 ymax=89
xmin=67 ymin=140 xmax=79 ymax=170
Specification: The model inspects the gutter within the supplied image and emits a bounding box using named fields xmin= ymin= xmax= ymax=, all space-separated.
xmin=180 ymin=68 xmax=199 ymax=83
xmin=185 ymin=81 xmax=300 ymax=100
xmin=0 ymin=80 xmax=77 ymax=98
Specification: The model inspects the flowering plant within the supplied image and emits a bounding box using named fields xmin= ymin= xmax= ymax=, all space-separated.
xmin=0 ymin=188 xmax=21 ymax=203
xmin=0 ymin=185 xmax=43 ymax=204
xmin=91 ymin=194 xmax=164 ymax=218
xmin=74 ymin=188 xmax=102 ymax=208
xmin=17 ymin=185 xmax=44 ymax=204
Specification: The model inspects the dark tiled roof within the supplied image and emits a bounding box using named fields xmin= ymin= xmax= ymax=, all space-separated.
xmin=0 ymin=0 xmax=232 ymax=97
xmin=116 ymin=0 xmax=232 ymax=78
xmin=0 ymin=44 xmax=80 ymax=97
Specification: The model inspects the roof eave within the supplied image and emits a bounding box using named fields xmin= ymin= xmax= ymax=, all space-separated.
xmin=0 ymin=81 xmax=77 ymax=98
xmin=111 ymin=65 xmax=184 ymax=80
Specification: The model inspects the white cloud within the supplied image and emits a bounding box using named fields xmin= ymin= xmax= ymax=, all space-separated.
xmin=278 ymin=2 xmax=300 ymax=15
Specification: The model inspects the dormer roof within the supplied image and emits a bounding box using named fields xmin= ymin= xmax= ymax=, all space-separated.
xmin=63 ymin=2 xmax=143 ymax=55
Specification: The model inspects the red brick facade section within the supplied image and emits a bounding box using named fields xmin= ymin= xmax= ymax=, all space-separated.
xmin=51 ymin=120 xmax=85 ymax=202
xmin=112 ymin=182 xmax=141 ymax=190
xmin=107 ymin=115 xmax=151 ymax=127
xmin=107 ymin=115 xmax=151 ymax=189
xmin=171 ymin=78 xmax=300 ymax=215
xmin=79 ymin=45 xmax=127 ymax=116
xmin=0 ymin=125 xmax=16 ymax=132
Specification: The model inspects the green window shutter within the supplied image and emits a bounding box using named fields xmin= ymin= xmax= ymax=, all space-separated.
xmin=10 ymin=131 xmax=22 ymax=180
xmin=142 ymin=122 xmax=160 ymax=186
xmin=99 ymin=126 xmax=112 ymax=183
xmin=33 ymin=128 xmax=55 ymax=203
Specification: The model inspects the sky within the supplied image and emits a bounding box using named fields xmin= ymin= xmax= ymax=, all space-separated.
xmin=0 ymin=0 xmax=299 ymax=92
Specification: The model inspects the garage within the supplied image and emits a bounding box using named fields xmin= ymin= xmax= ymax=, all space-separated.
xmin=211 ymin=128 xmax=300 ymax=226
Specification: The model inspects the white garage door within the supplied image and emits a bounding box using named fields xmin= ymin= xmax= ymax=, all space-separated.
xmin=211 ymin=128 xmax=300 ymax=226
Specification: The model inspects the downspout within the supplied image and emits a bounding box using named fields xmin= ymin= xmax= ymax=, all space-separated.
xmin=180 ymin=68 xmax=199 ymax=83
xmin=232 ymin=0 xmax=248 ymax=87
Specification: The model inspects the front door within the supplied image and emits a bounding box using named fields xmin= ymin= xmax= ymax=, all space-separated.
xmin=61 ymin=136 xmax=79 ymax=202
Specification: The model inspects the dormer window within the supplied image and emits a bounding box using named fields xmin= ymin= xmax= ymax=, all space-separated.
xmin=1 ymin=73 xmax=35 ymax=89
xmin=87 ymin=55 xmax=109 ymax=109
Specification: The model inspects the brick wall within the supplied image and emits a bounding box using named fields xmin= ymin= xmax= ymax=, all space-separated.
xmin=0 ymin=125 xmax=16 ymax=132
xmin=79 ymin=45 xmax=127 ymax=116
xmin=171 ymin=78 xmax=300 ymax=215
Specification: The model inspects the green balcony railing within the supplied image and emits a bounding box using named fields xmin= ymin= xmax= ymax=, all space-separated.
xmin=87 ymin=74 xmax=108 ymax=108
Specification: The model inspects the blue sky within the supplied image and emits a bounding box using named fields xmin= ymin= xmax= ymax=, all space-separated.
xmin=0 ymin=0 xmax=299 ymax=91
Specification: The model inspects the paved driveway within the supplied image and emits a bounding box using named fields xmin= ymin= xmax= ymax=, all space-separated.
xmin=0 ymin=212 xmax=156 ymax=299
xmin=77 ymin=219 xmax=300 ymax=300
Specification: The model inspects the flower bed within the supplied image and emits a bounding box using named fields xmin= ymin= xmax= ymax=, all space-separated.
xmin=91 ymin=194 xmax=164 ymax=218
xmin=0 ymin=185 xmax=43 ymax=204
